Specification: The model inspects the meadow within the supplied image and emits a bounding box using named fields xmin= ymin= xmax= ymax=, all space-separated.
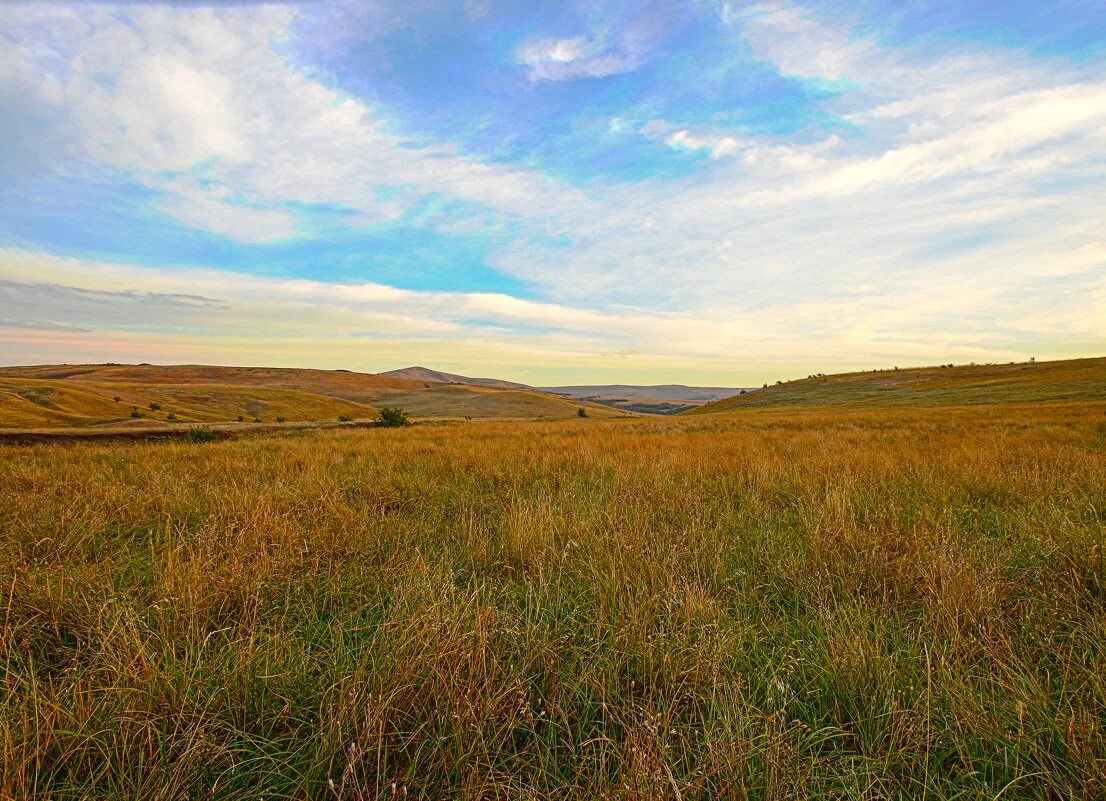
xmin=2 ymin=401 xmax=1105 ymax=799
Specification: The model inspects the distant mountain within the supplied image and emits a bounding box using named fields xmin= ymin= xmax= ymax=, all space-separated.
xmin=541 ymin=384 xmax=749 ymax=404
xmin=539 ymin=384 xmax=753 ymax=415
xmin=379 ymin=366 xmax=529 ymax=390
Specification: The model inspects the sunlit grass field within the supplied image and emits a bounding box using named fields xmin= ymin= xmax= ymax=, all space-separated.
xmin=2 ymin=402 xmax=1105 ymax=799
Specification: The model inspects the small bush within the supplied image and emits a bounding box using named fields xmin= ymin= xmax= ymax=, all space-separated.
xmin=113 ymin=396 xmax=121 ymax=403
xmin=149 ymin=402 xmax=161 ymax=411
xmin=252 ymin=417 xmax=261 ymax=423
xmin=167 ymin=413 xmax=176 ymax=421
xmin=275 ymin=416 xmax=286 ymax=423
xmin=337 ymin=413 xmax=354 ymax=423
xmin=237 ymin=416 xmax=245 ymax=422
xmin=577 ymin=407 xmax=588 ymax=418
xmin=184 ymin=426 xmax=217 ymax=443
xmin=378 ymin=407 xmax=409 ymax=428
xmin=129 ymin=410 xmax=142 ymax=419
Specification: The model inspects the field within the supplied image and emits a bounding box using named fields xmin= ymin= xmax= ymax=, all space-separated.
xmin=2 ymin=398 xmax=1105 ymax=799
xmin=0 ymin=365 xmax=621 ymax=430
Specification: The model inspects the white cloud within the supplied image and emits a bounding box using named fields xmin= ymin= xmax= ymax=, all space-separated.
xmin=0 ymin=4 xmax=589 ymax=241
xmin=1 ymin=2 xmax=1103 ymax=377
xmin=515 ymin=36 xmax=594 ymax=65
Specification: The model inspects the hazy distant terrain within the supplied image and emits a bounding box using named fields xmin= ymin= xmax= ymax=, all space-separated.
xmin=379 ymin=367 xmax=750 ymax=414
xmin=543 ymin=383 xmax=750 ymax=414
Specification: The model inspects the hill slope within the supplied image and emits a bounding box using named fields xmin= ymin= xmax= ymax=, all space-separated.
xmin=688 ymin=357 xmax=1106 ymax=414
xmin=0 ymin=364 xmax=624 ymax=428
xmin=378 ymin=366 xmax=528 ymax=390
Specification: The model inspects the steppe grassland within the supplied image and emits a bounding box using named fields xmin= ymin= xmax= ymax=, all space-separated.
xmin=2 ymin=403 xmax=1105 ymax=799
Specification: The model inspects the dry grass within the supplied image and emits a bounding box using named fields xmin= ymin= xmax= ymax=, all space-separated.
xmin=1 ymin=402 xmax=1104 ymax=799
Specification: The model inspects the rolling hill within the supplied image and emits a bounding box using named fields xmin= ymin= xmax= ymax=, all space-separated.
xmin=687 ymin=357 xmax=1106 ymax=414
xmin=378 ymin=366 xmax=529 ymax=390
xmin=0 ymin=364 xmax=625 ymax=429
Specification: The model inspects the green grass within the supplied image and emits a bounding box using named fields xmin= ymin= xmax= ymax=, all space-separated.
xmin=689 ymin=357 xmax=1106 ymax=414
xmin=2 ymin=402 xmax=1104 ymax=799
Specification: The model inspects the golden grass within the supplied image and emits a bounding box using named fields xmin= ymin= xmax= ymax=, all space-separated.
xmin=1 ymin=401 xmax=1104 ymax=798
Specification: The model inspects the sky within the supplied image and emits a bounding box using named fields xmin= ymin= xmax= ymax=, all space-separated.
xmin=1 ymin=0 xmax=1104 ymax=385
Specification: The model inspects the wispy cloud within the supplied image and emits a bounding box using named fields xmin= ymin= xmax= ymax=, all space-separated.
xmin=0 ymin=1 xmax=1103 ymax=380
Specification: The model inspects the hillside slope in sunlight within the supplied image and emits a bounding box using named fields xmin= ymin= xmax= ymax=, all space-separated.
xmin=687 ymin=357 xmax=1106 ymax=414
xmin=0 ymin=364 xmax=624 ymax=428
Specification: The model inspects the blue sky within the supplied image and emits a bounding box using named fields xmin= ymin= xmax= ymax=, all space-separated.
xmin=1 ymin=0 xmax=1104 ymax=384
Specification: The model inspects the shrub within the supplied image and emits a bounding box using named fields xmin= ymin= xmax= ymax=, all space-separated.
xmin=167 ymin=413 xmax=176 ymax=421
xmin=252 ymin=417 xmax=261 ymax=423
xmin=577 ymin=407 xmax=588 ymax=418
xmin=337 ymin=413 xmax=354 ymax=423
xmin=149 ymin=402 xmax=161 ymax=411
xmin=378 ymin=407 xmax=409 ymax=428
xmin=113 ymin=396 xmax=121 ymax=403
xmin=237 ymin=416 xmax=245 ymax=422
xmin=129 ymin=410 xmax=143 ymax=419
xmin=184 ymin=426 xmax=217 ymax=443
xmin=275 ymin=416 xmax=286 ymax=423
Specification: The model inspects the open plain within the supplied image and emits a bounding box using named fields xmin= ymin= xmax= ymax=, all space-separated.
xmin=2 ymin=373 xmax=1104 ymax=798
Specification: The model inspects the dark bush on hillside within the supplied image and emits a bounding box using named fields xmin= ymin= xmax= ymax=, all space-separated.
xmin=577 ymin=407 xmax=588 ymax=418
xmin=275 ymin=416 xmax=286 ymax=423
xmin=184 ymin=426 xmax=218 ymax=443
xmin=337 ymin=413 xmax=354 ymax=422
xmin=113 ymin=396 xmax=121 ymax=403
xmin=237 ymin=416 xmax=245 ymax=422
xmin=149 ymin=402 xmax=161 ymax=411
xmin=252 ymin=417 xmax=262 ymax=423
xmin=167 ymin=413 xmax=176 ymax=421
xmin=378 ymin=407 xmax=409 ymax=428
xmin=129 ymin=410 xmax=143 ymax=419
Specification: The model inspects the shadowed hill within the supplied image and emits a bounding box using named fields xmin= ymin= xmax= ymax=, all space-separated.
xmin=0 ymin=364 xmax=625 ymax=428
xmin=687 ymin=357 xmax=1106 ymax=414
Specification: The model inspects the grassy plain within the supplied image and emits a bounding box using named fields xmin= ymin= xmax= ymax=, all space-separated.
xmin=2 ymin=399 xmax=1104 ymax=799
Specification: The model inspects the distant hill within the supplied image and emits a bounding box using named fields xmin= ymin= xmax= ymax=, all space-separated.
xmin=379 ymin=366 xmax=529 ymax=390
xmin=542 ymin=383 xmax=749 ymax=414
xmin=0 ymin=364 xmax=625 ymax=429
xmin=686 ymin=357 xmax=1106 ymax=414
xmin=381 ymin=368 xmax=751 ymax=415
